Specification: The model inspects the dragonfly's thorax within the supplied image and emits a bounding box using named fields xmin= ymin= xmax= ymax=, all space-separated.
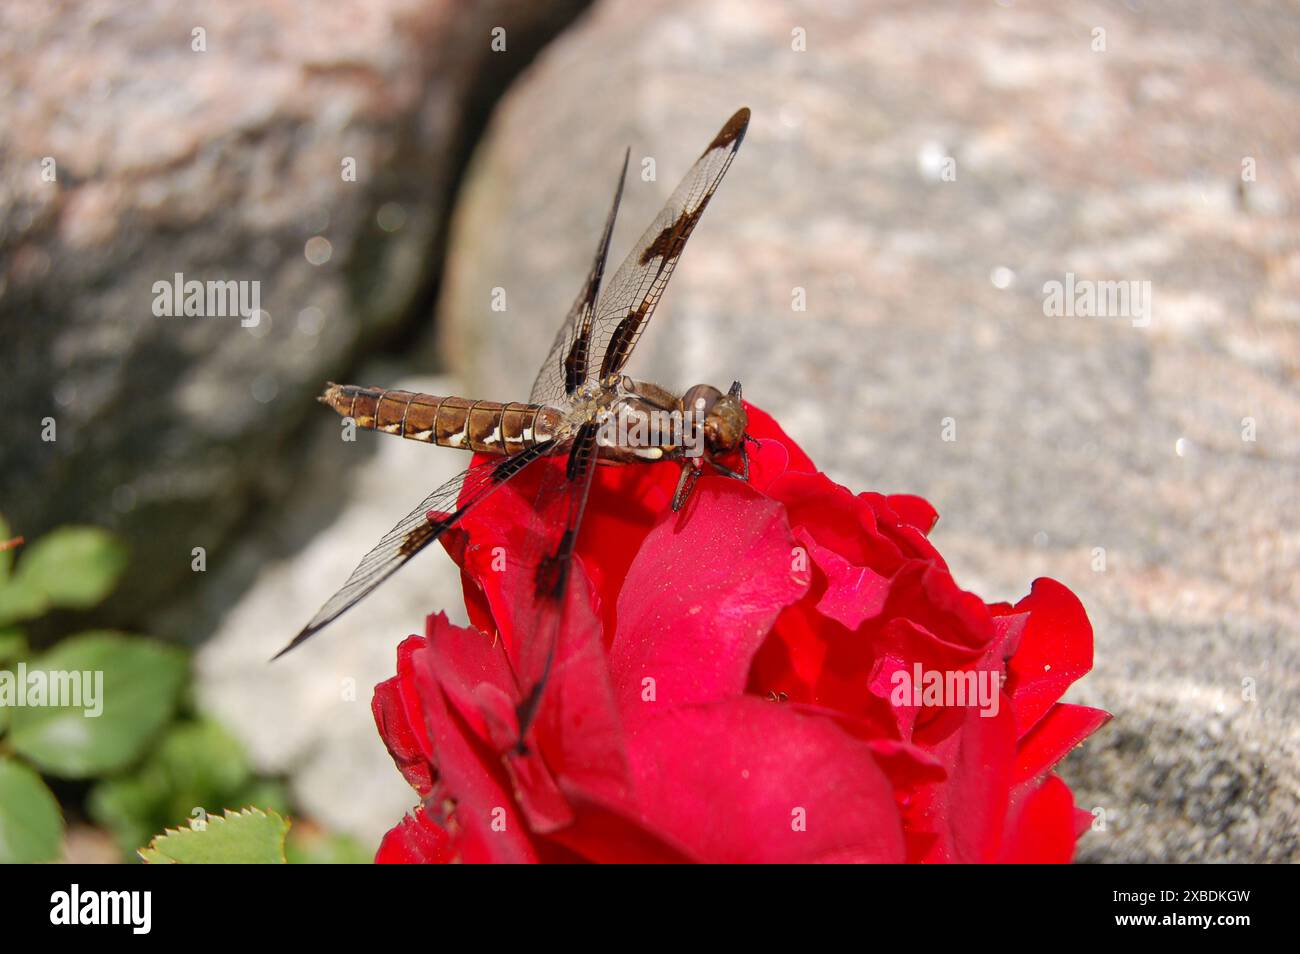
xmin=570 ymin=376 xmax=710 ymax=463
xmin=566 ymin=377 xmax=623 ymax=421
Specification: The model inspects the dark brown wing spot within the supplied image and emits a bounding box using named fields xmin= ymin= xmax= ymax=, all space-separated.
xmin=704 ymin=107 xmax=751 ymax=154
xmin=534 ymin=528 xmax=576 ymax=602
xmin=491 ymin=452 xmax=533 ymax=484
xmin=398 ymin=519 xmax=439 ymax=557
xmin=599 ymin=306 xmax=646 ymax=379
xmin=399 ymin=511 xmax=458 ymax=557
xmin=565 ymin=422 xmax=598 ymax=481
xmin=563 ymin=332 xmax=589 ymax=394
xmin=638 ymin=204 xmax=706 ymax=266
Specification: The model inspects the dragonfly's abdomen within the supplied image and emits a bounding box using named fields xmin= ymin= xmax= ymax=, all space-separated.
xmin=319 ymin=384 xmax=560 ymax=454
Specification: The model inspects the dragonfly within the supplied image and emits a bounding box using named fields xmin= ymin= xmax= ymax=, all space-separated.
xmin=276 ymin=108 xmax=753 ymax=742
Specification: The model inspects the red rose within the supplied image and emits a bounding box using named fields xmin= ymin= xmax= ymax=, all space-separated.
xmin=373 ymin=404 xmax=1108 ymax=863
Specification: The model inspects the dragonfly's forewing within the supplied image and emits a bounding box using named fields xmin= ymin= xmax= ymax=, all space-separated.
xmin=588 ymin=107 xmax=749 ymax=382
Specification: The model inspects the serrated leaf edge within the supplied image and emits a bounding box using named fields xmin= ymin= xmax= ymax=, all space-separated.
xmin=137 ymin=806 xmax=291 ymax=863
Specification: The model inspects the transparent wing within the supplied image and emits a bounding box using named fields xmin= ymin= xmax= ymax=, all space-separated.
xmin=274 ymin=442 xmax=557 ymax=658
xmin=505 ymin=422 xmax=601 ymax=742
xmin=587 ymin=107 xmax=749 ymax=382
xmin=530 ymin=149 xmax=630 ymax=406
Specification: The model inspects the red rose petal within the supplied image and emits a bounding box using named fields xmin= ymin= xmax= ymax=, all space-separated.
xmin=797 ymin=528 xmax=889 ymax=630
xmin=769 ymin=472 xmax=884 ymax=569
xmin=498 ymin=744 xmax=575 ymax=835
xmin=375 ymin=806 xmax=454 ymax=864
xmin=528 ymin=581 xmax=634 ymax=813
xmin=749 ymin=598 xmax=832 ymax=703
xmin=407 ymin=642 xmax=540 ymax=862
xmin=1075 ymin=806 xmax=1098 ymax=839
xmin=453 ymin=449 xmax=678 ymax=645
xmin=859 ymin=493 xmax=949 ymax=572
xmin=981 ymin=610 xmax=1027 ymax=672
xmin=542 ymin=787 xmax=694 ymax=864
xmin=862 ymin=737 xmax=949 ymax=863
xmin=911 ymin=702 xmax=1017 ymax=863
xmin=876 ymin=616 xmax=984 ymax=690
xmin=372 ymin=634 xmax=436 ymax=795
xmin=866 ymin=650 xmax=920 ymax=739
xmin=1006 ymin=578 xmax=1096 ymax=737
xmin=1013 ymin=702 xmax=1110 ymax=784
xmin=885 ymin=494 xmax=939 ymax=534
xmin=433 ymin=568 xmax=636 ymax=836
xmin=882 ymin=561 xmax=995 ymax=660
xmin=610 ymin=481 xmax=809 ymax=719
xmin=626 ymin=698 xmax=906 ymax=862
xmin=998 ymin=774 xmax=1079 ymax=863
xmin=421 ymin=614 xmax=517 ymax=742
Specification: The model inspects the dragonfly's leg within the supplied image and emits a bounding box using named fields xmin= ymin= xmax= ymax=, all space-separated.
xmin=672 ymin=460 xmax=702 ymax=511
xmin=710 ymin=452 xmax=750 ymax=482
xmin=715 ymin=435 xmax=759 ymax=484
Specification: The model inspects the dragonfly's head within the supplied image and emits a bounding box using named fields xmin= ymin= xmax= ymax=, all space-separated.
xmin=683 ymin=381 xmax=748 ymax=456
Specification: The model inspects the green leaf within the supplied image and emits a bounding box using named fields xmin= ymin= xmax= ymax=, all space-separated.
xmin=0 ymin=756 xmax=64 ymax=863
xmin=138 ymin=807 xmax=290 ymax=864
xmin=7 ymin=632 xmax=187 ymax=778
xmin=11 ymin=526 xmax=127 ymax=611
xmin=88 ymin=718 xmax=263 ymax=859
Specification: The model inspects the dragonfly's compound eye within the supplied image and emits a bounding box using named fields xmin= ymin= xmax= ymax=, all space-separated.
xmin=705 ymin=395 xmax=747 ymax=453
xmin=682 ymin=384 xmax=721 ymax=418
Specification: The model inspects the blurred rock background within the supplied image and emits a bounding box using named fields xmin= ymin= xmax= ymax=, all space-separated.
xmin=2 ymin=0 xmax=1296 ymax=860
xmin=0 ymin=0 xmax=586 ymax=634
